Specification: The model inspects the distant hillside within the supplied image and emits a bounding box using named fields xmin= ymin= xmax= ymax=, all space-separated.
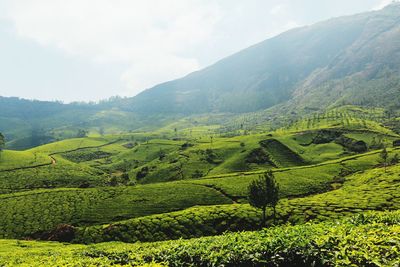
xmin=0 ymin=97 xmax=172 ymax=149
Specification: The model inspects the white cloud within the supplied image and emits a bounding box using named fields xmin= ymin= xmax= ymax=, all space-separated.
xmin=3 ymin=0 xmax=220 ymax=96
xmin=371 ymin=0 xmax=393 ymax=10
xmin=269 ymin=4 xmax=286 ymax=15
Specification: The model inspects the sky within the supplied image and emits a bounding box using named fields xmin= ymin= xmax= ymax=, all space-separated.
xmin=0 ymin=0 xmax=394 ymax=103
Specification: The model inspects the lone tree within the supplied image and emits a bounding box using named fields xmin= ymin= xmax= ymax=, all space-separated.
xmin=0 ymin=132 xmax=4 ymax=159
xmin=380 ymin=147 xmax=389 ymax=172
xmin=248 ymin=171 xmax=279 ymax=227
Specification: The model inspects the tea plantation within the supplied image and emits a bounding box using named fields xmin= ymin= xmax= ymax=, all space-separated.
xmin=0 ymin=106 xmax=399 ymax=265
xmin=0 ymin=210 xmax=398 ymax=266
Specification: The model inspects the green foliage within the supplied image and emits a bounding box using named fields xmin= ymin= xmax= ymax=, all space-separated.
xmin=391 ymin=153 xmax=399 ymax=165
xmin=335 ymin=135 xmax=368 ymax=153
xmin=74 ymin=204 xmax=259 ymax=244
xmin=380 ymin=147 xmax=389 ymax=171
xmin=0 ymin=104 xmax=399 ymax=258
xmin=0 ymin=150 xmax=50 ymax=171
xmin=1 ymin=5 xmax=400 ymax=263
xmin=76 ymin=129 xmax=88 ymax=138
xmin=0 ymin=183 xmax=232 ymax=239
xmin=0 ymin=211 xmax=399 ymax=266
xmin=248 ymin=171 xmax=279 ymax=226
xmin=61 ymin=149 xmax=112 ymax=163
xmin=245 ymin=147 xmax=274 ymax=165
xmin=380 ymin=147 xmax=388 ymax=161
xmin=72 ymin=162 xmax=400 ymax=244
xmin=260 ymin=139 xmax=305 ymax=167
xmin=0 ymin=156 xmax=107 ymax=193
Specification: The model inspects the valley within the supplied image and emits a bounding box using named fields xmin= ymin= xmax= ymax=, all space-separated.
xmin=0 ymin=3 xmax=400 ymax=266
xmin=0 ymin=104 xmax=400 ymax=265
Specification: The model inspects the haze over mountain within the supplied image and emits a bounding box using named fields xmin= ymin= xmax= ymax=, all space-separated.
xmin=128 ymin=2 xmax=400 ymax=114
xmin=1 ymin=3 xmax=400 ymax=146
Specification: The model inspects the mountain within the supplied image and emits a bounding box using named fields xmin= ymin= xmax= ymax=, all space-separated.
xmin=127 ymin=3 xmax=400 ymax=114
xmin=1 ymin=3 xmax=400 ymax=146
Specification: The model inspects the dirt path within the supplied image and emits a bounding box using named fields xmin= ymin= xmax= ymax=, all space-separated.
xmin=50 ymin=156 xmax=57 ymax=165
xmin=0 ymin=161 xmax=54 ymax=173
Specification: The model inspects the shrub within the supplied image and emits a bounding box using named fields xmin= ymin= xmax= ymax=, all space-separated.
xmin=393 ymin=139 xmax=400 ymax=147
xmin=245 ymin=148 xmax=274 ymax=165
xmin=136 ymin=167 xmax=149 ymax=180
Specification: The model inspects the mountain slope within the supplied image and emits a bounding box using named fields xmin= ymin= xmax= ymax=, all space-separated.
xmin=127 ymin=3 xmax=400 ymax=114
xmin=290 ymin=3 xmax=400 ymax=110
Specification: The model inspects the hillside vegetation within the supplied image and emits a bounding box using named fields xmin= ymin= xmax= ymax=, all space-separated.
xmin=0 ymin=4 xmax=400 ymax=265
xmin=0 ymin=109 xmax=399 ymax=265
xmin=0 ymin=210 xmax=398 ymax=266
xmin=0 ymin=106 xmax=399 ymax=245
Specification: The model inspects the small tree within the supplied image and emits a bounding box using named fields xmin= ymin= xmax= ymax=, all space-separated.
xmin=76 ymin=129 xmax=88 ymax=138
xmin=248 ymin=171 xmax=279 ymax=227
xmin=380 ymin=147 xmax=388 ymax=172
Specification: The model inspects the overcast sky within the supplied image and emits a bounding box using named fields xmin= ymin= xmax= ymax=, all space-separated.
xmin=0 ymin=0 xmax=393 ymax=102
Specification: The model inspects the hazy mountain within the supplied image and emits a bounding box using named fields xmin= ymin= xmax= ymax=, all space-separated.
xmin=127 ymin=3 xmax=400 ymax=114
xmin=1 ymin=3 xmax=400 ymax=146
